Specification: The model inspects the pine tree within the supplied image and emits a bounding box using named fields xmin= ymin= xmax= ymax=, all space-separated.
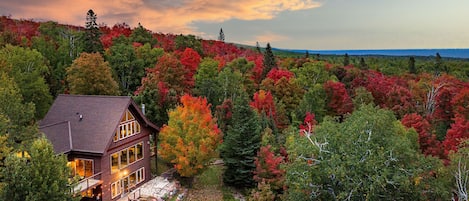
xmin=221 ymin=93 xmax=262 ymax=188
xmin=256 ymin=41 xmax=261 ymax=53
xmin=262 ymin=43 xmax=276 ymax=80
xmin=359 ymin=57 xmax=368 ymax=70
xmin=218 ymin=28 xmax=225 ymax=42
xmin=83 ymin=9 xmax=103 ymax=53
xmin=343 ymin=53 xmax=350 ymax=66
xmin=408 ymin=56 xmax=416 ymax=74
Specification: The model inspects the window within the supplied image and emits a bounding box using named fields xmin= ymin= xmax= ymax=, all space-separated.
xmin=114 ymin=110 xmax=141 ymax=142
xmin=69 ymin=159 xmax=93 ymax=179
xmin=111 ymin=168 xmax=144 ymax=198
xmin=120 ymin=150 xmax=128 ymax=167
xmin=111 ymin=180 xmax=121 ymax=199
xmin=129 ymin=146 xmax=136 ymax=164
xmin=136 ymin=143 xmax=143 ymax=160
xmin=111 ymin=153 xmax=119 ymax=172
xmin=110 ymin=142 xmax=144 ymax=173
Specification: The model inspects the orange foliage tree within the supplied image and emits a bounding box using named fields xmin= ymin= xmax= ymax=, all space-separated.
xmin=158 ymin=94 xmax=222 ymax=177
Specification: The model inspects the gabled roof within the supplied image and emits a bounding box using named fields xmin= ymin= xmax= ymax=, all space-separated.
xmin=39 ymin=94 xmax=158 ymax=154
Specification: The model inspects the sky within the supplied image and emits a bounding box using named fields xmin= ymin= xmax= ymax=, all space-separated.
xmin=1 ymin=0 xmax=468 ymax=50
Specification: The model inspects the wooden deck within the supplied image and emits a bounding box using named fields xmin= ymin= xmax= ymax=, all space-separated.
xmin=73 ymin=172 xmax=103 ymax=193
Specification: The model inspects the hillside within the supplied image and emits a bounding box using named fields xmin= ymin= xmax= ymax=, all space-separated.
xmin=1 ymin=15 xmax=469 ymax=200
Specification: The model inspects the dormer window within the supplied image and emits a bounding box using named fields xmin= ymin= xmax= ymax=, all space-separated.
xmin=114 ymin=110 xmax=141 ymax=142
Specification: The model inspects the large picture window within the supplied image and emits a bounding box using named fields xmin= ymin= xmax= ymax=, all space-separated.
xmin=68 ymin=158 xmax=93 ymax=179
xmin=110 ymin=142 xmax=144 ymax=173
xmin=114 ymin=110 xmax=141 ymax=142
xmin=111 ymin=168 xmax=145 ymax=198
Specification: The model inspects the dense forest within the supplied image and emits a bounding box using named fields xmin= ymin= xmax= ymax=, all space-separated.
xmin=1 ymin=10 xmax=469 ymax=200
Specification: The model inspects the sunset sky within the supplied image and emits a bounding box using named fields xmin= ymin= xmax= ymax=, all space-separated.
xmin=1 ymin=0 xmax=468 ymax=50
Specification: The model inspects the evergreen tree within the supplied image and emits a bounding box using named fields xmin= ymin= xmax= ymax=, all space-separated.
xmin=221 ymin=93 xmax=262 ymax=188
xmin=82 ymin=9 xmax=103 ymax=53
xmin=343 ymin=53 xmax=350 ymax=66
xmin=262 ymin=43 xmax=276 ymax=80
xmin=1 ymin=137 xmax=76 ymax=201
xmin=408 ymin=56 xmax=416 ymax=74
xmin=256 ymin=41 xmax=261 ymax=53
xmin=359 ymin=57 xmax=368 ymax=70
xmin=218 ymin=28 xmax=225 ymax=42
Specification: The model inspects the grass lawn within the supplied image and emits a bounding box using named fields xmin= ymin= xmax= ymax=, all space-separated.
xmin=184 ymin=164 xmax=238 ymax=201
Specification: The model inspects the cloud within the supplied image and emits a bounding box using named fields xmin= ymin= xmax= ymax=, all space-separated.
xmin=241 ymin=32 xmax=290 ymax=46
xmin=0 ymin=0 xmax=321 ymax=35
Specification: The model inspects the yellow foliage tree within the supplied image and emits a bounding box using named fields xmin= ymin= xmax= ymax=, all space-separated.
xmin=158 ymin=94 xmax=222 ymax=177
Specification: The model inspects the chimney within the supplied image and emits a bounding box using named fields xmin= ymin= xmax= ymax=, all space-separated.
xmin=141 ymin=104 xmax=145 ymax=115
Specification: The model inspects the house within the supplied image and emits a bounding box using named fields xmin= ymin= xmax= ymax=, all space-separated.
xmin=39 ymin=94 xmax=159 ymax=201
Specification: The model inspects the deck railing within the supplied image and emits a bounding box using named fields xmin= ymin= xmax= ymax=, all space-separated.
xmin=73 ymin=172 xmax=103 ymax=194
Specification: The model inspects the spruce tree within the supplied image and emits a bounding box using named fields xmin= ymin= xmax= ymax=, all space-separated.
xmin=343 ymin=53 xmax=350 ymax=66
xmin=83 ymin=9 xmax=103 ymax=53
xmin=256 ymin=41 xmax=261 ymax=53
xmin=218 ymin=28 xmax=225 ymax=42
xmin=262 ymin=43 xmax=276 ymax=80
xmin=359 ymin=57 xmax=368 ymax=70
xmin=408 ymin=56 xmax=416 ymax=74
xmin=221 ymin=92 xmax=261 ymax=188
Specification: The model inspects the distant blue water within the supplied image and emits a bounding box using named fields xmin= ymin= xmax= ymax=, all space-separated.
xmin=287 ymin=49 xmax=469 ymax=59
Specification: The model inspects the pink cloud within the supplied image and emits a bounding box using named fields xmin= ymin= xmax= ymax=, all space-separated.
xmin=0 ymin=0 xmax=321 ymax=35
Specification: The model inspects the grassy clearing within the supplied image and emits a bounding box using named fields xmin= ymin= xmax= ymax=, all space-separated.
xmin=184 ymin=164 xmax=240 ymax=201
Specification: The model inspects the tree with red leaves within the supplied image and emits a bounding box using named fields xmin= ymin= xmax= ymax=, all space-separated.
xmin=443 ymin=117 xmax=469 ymax=156
xmin=401 ymin=113 xmax=442 ymax=157
xmin=266 ymin=68 xmax=294 ymax=83
xmin=251 ymin=90 xmax=276 ymax=121
xmin=254 ymin=145 xmax=285 ymax=192
xmin=179 ymin=47 xmax=201 ymax=89
xmin=323 ymin=80 xmax=353 ymax=117
xmin=451 ymin=88 xmax=469 ymax=119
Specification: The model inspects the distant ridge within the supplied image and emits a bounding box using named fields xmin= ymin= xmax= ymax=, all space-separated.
xmin=279 ymin=48 xmax=469 ymax=59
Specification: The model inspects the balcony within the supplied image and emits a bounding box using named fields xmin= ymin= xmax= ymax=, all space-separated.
xmin=73 ymin=172 xmax=103 ymax=194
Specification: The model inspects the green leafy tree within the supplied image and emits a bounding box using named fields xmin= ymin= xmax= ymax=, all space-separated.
xmin=221 ymin=93 xmax=262 ymax=188
xmin=194 ymin=58 xmax=222 ymax=108
xmin=0 ymin=72 xmax=37 ymax=151
xmin=292 ymin=61 xmax=331 ymax=89
xmin=0 ymin=45 xmax=52 ymax=119
xmin=82 ymin=9 xmax=103 ymax=53
xmin=129 ymin=23 xmax=157 ymax=46
xmin=295 ymin=83 xmax=327 ymax=124
xmin=1 ymin=137 xmax=76 ymax=201
xmin=105 ymin=36 xmax=144 ymax=94
xmin=66 ymin=52 xmax=119 ymax=95
xmin=158 ymin=95 xmax=222 ymax=178
xmin=286 ymin=105 xmax=449 ymax=200
xmin=175 ymin=34 xmax=202 ymax=55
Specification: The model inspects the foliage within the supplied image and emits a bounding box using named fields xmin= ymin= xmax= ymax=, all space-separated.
xmin=0 ymin=44 xmax=52 ymax=119
xmin=0 ymin=72 xmax=37 ymax=150
xmin=253 ymin=145 xmax=285 ymax=191
xmin=286 ymin=105 xmax=449 ymax=200
xmin=221 ymin=93 xmax=261 ymax=188
xmin=195 ymin=57 xmax=221 ymax=108
xmin=66 ymin=52 xmax=119 ymax=95
xmin=324 ymin=80 xmax=354 ymax=117
xmin=443 ymin=117 xmax=469 ymax=156
xmin=0 ymin=137 xmax=76 ymax=201
xmin=179 ymin=47 xmax=201 ymax=89
xmin=248 ymin=181 xmax=276 ymax=201
xmin=158 ymin=94 xmax=222 ymax=177
xmin=401 ymin=113 xmax=442 ymax=157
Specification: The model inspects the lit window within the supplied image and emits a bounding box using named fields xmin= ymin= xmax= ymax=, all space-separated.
xmin=129 ymin=146 xmax=136 ymax=164
xmin=136 ymin=143 xmax=143 ymax=160
xmin=111 ymin=180 xmax=121 ymax=198
xmin=120 ymin=150 xmax=128 ymax=167
xmin=73 ymin=159 xmax=93 ymax=179
xmin=111 ymin=153 xmax=119 ymax=173
xmin=113 ymin=109 xmax=141 ymax=142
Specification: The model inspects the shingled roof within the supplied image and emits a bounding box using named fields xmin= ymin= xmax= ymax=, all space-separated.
xmin=39 ymin=94 xmax=158 ymax=154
